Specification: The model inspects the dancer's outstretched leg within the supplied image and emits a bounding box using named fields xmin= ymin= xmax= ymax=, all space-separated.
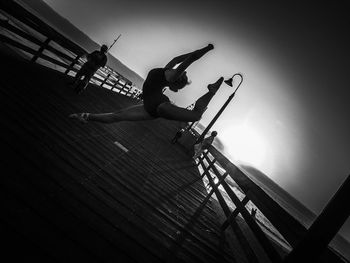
xmin=193 ymin=77 xmax=223 ymax=112
xmin=69 ymin=77 xmax=223 ymax=124
xmin=69 ymin=104 xmax=155 ymax=123
xmin=156 ymin=77 xmax=224 ymax=122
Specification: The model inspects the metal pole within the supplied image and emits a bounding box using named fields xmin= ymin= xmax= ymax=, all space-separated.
xmin=195 ymin=73 xmax=243 ymax=144
xmin=284 ymin=174 xmax=350 ymax=263
xmin=108 ymin=34 xmax=121 ymax=51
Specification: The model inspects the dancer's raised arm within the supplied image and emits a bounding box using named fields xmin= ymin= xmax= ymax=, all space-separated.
xmin=165 ymin=51 xmax=195 ymax=69
xmin=165 ymin=44 xmax=214 ymax=83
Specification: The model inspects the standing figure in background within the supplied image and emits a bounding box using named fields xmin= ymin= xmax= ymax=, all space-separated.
xmin=193 ymin=131 xmax=217 ymax=159
xmin=251 ymin=208 xmax=257 ymax=219
xmin=71 ymin=44 xmax=108 ymax=94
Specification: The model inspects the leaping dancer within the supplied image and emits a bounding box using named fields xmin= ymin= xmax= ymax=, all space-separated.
xmin=69 ymin=44 xmax=223 ymax=124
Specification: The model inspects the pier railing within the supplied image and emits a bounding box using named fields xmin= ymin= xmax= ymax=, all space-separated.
xmin=0 ymin=0 xmax=142 ymax=100
xmin=196 ymin=147 xmax=291 ymax=263
xmin=193 ymin=143 xmax=348 ymax=263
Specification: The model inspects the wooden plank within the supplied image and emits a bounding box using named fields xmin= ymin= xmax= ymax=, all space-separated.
xmin=0 ymin=219 xmax=59 ymax=262
xmin=0 ymin=185 xmax=98 ymax=263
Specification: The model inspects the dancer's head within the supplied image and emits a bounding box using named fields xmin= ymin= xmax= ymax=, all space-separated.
xmin=101 ymin=45 xmax=108 ymax=53
xmin=211 ymin=131 xmax=218 ymax=137
xmin=168 ymin=71 xmax=190 ymax=92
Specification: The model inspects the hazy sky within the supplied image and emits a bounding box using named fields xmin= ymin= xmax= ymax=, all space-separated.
xmin=39 ymin=0 xmax=349 ymax=240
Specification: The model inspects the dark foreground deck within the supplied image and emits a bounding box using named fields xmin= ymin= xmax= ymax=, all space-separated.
xmin=0 ymin=52 xmax=238 ymax=262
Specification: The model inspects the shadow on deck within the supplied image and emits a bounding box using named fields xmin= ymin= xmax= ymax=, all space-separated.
xmin=0 ymin=52 xmax=237 ymax=262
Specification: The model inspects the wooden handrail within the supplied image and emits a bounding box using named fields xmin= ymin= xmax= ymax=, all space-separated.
xmin=221 ymin=195 xmax=249 ymax=231
xmin=1 ymin=0 xmax=86 ymax=56
xmin=0 ymin=19 xmax=74 ymax=63
xmin=198 ymin=156 xmax=260 ymax=263
xmin=194 ymin=145 xmax=348 ymax=262
xmin=0 ymin=0 xmax=137 ymax=96
xmin=202 ymin=154 xmax=283 ymax=263
xmin=0 ymin=34 xmax=70 ymax=69
xmin=208 ymin=146 xmax=306 ymax=247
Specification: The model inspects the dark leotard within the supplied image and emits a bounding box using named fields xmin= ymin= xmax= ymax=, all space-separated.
xmin=142 ymin=68 xmax=170 ymax=117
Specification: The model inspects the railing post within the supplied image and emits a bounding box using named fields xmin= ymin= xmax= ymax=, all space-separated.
xmin=203 ymin=154 xmax=282 ymax=263
xmin=65 ymin=54 xmax=81 ymax=75
xmin=221 ymin=196 xmax=249 ymax=231
xmin=31 ymin=37 xmax=50 ymax=63
xmin=117 ymin=80 xmax=124 ymax=93
xmin=198 ymin=158 xmax=260 ymax=263
xmin=284 ymin=175 xmax=350 ymax=263
xmin=121 ymin=81 xmax=127 ymax=94
xmin=111 ymin=81 xmax=118 ymax=91
xmin=100 ymin=73 xmax=110 ymax=87
xmin=126 ymin=84 xmax=132 ymax=96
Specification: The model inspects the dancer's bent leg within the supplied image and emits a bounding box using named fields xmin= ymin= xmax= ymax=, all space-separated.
xmin=157 ymin=77 xmax=224 ymax=122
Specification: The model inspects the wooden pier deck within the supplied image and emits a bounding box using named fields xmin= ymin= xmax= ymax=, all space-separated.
xmin=0 ymin=52 xmax=237 ymax=262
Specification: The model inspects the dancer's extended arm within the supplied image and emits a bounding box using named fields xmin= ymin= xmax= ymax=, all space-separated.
xmin=165 ymin=44 xmax=213 ymax=82
xmin=165 ymin=51 xmax=195 ymax=69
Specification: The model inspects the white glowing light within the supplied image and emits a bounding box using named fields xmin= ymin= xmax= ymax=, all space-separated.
xmin=225 ymin=124 xmax=267 ymax=167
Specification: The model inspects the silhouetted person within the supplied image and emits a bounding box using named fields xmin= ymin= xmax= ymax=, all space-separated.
xmin=69 ymin=44 xmax=223 ymax=124
xmin=71 ymin=44 xmax=108 ymax=94
xmin=171 ymin=122 xmax=195 ymax=144
xmin=193 ymin=131 xmax=217 ymax=159
xmin=251 ymin=208 xmax=257 ymax=219
xmin=171 ymin=128 xmax=185 ymax=144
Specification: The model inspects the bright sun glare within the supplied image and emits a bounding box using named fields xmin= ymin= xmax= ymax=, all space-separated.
xmin=225 ymin=124 xmax=267 ymax=168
